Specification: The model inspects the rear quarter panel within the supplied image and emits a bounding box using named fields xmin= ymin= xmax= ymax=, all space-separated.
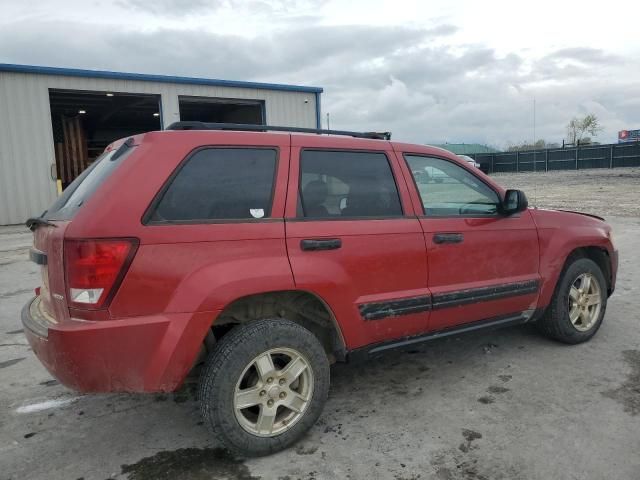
xmin=65 ymin=131 xmax=296 ymax=317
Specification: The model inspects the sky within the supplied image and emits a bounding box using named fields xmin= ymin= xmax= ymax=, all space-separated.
xmin=0 ymin=0 xmax=638 ymax=147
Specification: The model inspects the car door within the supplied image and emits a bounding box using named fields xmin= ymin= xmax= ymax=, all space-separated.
xmin=398 ymin=151 xmax=540 ymax=332
xmin=284 ymin=138 xmax=430 ymax=350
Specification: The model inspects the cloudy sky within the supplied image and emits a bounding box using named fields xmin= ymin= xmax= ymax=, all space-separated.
xmin=1 ymin=0 xmax=638 ymax=147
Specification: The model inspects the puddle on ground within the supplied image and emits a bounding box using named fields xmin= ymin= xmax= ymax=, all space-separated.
xmin=120 ymin=447 xmax=259 ymax=480
xmin=602 ymin=350 xmax=640 ymax=416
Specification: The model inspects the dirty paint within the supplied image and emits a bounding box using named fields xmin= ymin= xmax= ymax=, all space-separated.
xmin=120 ymin=448 xmax=260 ymax=480
xmin=0 ymin=357 xmax=25 ymax=369
xmin=602 ymin=350 xmax=640 ymax=416
xmin=359 ymin=281 xmax=539 ymax=321
xmin=359 ymin=295 xmax=432 ymax=321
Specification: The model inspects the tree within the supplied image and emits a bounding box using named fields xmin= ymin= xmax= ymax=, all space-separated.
xmin=507 ymin=139 xmax=547 ymax=152
xmin=566 ymin=114 xmax=602 ymax=145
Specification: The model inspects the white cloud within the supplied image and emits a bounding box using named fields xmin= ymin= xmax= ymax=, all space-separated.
xmin=0 ymin=0 xmax=638 ymax=147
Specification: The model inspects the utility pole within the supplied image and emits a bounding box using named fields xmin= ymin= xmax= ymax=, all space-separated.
xmin=326 ymin=113 xmax=331 ymax=130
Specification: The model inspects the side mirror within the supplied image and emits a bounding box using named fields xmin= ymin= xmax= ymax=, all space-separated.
xmin=502 ymin=189 xmax=528 ymax=214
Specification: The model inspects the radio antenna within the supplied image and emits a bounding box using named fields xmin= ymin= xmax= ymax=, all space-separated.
xmin=533 ymin=97 xmax=538 ymax=207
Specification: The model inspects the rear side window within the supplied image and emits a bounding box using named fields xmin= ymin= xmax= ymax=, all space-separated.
xmin=298 ymin=150 xmax=403 ymax=219
xmin=149 ymin=148 xmax=277 ymax=223
xmin=44 ymin=143 xmax=134 ymax=221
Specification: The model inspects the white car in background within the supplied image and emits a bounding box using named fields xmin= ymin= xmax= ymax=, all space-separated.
xmin=458 ymin=154 xmax=481 ymax=168
xmin=412 ymin=154 xmax=482 ymax=184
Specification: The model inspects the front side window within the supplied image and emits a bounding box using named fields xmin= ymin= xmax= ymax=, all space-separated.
xmin=299 ymin=150 xmax=402 ymax=219
xmin=150 ymin=148 xmax=277 ymax=222
xmin=405 ymin=155 xmax=500 ymax=216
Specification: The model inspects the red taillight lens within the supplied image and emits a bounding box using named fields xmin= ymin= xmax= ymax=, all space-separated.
xmin=64 ymin=238 xmax=138 ymax=310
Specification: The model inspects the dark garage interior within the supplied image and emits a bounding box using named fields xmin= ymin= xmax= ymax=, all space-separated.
xmin=49 ymin=89 xmax=161 ymax=187
xmin=178 ymin=96 xmax=265 ymax=125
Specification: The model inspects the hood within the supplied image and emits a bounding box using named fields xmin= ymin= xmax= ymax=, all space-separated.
xmin=553 ymin=209 xmax=605 ymax=222
xmin=530 ymin=207 xmax=610 ymax=233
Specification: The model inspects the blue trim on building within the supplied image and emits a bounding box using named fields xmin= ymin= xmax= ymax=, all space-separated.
xmin=0 ymin=63 xmax=323 ymax=94
xmin=315 ymin=92 xmax=322 ymax=129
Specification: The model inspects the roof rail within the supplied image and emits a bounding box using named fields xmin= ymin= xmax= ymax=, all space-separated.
xmin=165 ymin=121 xmax=391 ymax=140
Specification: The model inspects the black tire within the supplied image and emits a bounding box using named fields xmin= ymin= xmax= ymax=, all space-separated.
xmin=536 ymin=258 xmax=607 ymax=344
xmin=199 ymin=318 xmax=330 ymax=456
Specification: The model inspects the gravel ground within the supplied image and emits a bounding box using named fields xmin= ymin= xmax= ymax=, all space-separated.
xmin=494 ymin=167 xmax=640 ymax=218
xmin=0 ymin=168 xmax=639 ymax=480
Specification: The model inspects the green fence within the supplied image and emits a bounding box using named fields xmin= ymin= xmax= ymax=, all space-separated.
xmin=472 ymin=142 xmax=640 ymax=174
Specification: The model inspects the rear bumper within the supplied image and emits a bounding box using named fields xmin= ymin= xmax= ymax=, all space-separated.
xmin=22 ymin=296 xmax=216 ymax=393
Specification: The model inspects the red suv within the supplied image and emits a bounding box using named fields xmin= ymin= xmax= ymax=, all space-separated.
xmin=23 ymin=123 xmax=617 ymax=456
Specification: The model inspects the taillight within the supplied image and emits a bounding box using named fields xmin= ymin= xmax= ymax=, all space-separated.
xmin=64 ymin=238 xmax=138 ymax=310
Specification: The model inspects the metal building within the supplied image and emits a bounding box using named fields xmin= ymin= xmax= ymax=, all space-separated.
xmin=0 ymin=63 xmax=323 ymax=225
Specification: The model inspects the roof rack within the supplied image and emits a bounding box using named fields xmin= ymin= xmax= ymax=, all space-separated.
xmin=166 ymin=121 xmax=391 ymax=140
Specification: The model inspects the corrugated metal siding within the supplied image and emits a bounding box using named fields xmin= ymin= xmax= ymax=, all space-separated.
xmin=0 ymin=72 xmax=318 ymax=225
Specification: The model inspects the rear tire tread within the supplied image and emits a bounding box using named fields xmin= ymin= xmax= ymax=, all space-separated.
xmin=198 ymin=318 xmax=329 ymax=457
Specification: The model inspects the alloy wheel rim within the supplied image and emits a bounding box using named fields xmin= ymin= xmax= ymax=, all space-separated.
xmin=233 ymin=347 xmax=314 ymax=437
xmin=568 ymin=273 xmax=602 ymax=332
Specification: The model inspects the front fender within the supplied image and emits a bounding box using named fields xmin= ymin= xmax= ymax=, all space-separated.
xmin=531 ymin=209 xmax=615 ymax=307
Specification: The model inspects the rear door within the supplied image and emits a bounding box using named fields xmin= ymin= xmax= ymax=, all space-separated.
xmin=399 ymin=152 xmax=540 ymax=331
xmin=285 ymin=139 xmax=429 ymax=350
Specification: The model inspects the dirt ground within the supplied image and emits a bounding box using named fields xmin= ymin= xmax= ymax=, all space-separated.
xmin=0 ymin=168 xmax=639 ymax=480
xmin=494 ymin=167 xmax=640 ymax=218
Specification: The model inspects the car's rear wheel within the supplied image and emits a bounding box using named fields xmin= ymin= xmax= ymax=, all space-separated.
xmin=199 ymin=318 xmax=330 ymax=456
xmin=536 ymin=258 xmax=607 ymax=344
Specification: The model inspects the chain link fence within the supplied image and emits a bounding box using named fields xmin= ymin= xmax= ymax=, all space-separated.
xmin=472 ymin=142 xmax=640 ymax=174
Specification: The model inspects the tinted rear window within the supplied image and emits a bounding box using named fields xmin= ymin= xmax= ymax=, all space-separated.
xmin=299 ymin=150 xmax=403 ymax=218
xmin=44 ymin=143 xmax=133 ymax=221
xmin=148 ymin=148 xmax=277 ymax=223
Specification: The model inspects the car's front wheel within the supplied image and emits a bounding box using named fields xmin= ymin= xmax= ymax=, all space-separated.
xmin=536 ymin=257 xmax=608 ymax=344
xmin=199 ymin=318 xmax=330 ymax=456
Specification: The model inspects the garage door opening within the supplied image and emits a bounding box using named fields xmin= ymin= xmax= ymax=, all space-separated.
xmin=49 ymin=89 xmax=161 ymax=188
xmin=178 ymin=96 xmax=265 ymax=125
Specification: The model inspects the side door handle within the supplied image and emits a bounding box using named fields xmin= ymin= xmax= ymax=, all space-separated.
xmin=300 ymin=238 xmax=342 ymax=251
xmin=433 ymin=233 xmax=464 ymax=244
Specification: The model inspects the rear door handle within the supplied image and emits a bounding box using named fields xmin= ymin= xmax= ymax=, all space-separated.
xmin=300 ymin=238 xmax=342 ymax=251
xmin=433 ymin=233 xmax=464 ymax=244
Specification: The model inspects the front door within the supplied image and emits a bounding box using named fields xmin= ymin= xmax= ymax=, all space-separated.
xmin=285 ymin=143 xmax=429 ymax=350
xmin=400 ymin=153 xmax=540 ymax=332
